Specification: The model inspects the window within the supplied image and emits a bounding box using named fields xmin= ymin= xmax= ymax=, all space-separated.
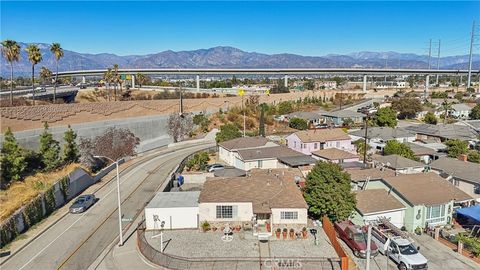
xmin=426 ymin=205 xmax=446 ymax=224
xmin=216 ymin=205 xmax=236 ymax=219
xmin=281 ymin=211 xmax=298 ymax=220
xmin=257 ymin=160 xmax=263 ymax=168
xmin=336 ymin=142 xmax=340 ymax=148
xmin=314 ymin=143 xmax=318 ymax=149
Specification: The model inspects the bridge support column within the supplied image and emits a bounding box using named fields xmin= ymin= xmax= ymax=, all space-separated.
xmin=196 ymin=75 xmax=200 ymax=92
xmin=131 ymin=75 xmax=135 ymax=88
xmin=363 ymin=75 xmax=367 ymax=92
xmin=82 ymin=76 xmax=86 ymax=84
xmin=424 ymin=75 xmax=430 ymax=99
xmin=284 ymin=75 xmax=288 ymax=88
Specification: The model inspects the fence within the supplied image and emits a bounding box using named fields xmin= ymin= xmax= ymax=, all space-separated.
xmin=137 ymin=226 xmax=342 ymax=270
xmin=322 ymin=217 xmax=349 ymax=270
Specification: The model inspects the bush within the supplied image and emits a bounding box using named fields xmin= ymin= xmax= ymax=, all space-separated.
xmin=277 ymin=101 xmax=294 ymax=115
xmin=186 ymin=151 xmax=210 ymax=171
xmin=216 ymin=123 xmax=242 ymax=143
xmin=423 ymin=112 xmax=437 ymax=124
xmin=1 ymin=128 xmax=27 ymax=188
xmin=289 ymin=117 xmax=308 ymax=130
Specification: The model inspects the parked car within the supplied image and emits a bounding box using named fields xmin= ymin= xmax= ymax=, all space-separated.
xmin=34 ymin=86 xmax=46 ymax=93
xmin=334 ymin=220 xmax=379 ymax=258
xmin=207 ymin=164 xmax=225 ymax=172
xmin=69 ymin=194 xmax=96 ymax=214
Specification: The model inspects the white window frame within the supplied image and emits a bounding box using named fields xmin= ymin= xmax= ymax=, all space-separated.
xmin=216 ymin=205 xmax=236 ymax=219
xmin=426 ymin=204 xmax=446 ymax=224
xmin=280 ymin=211 xmax=298 ymax=220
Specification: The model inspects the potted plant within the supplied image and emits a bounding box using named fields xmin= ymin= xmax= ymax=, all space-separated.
xmin=289 ymin=228 xmax=295 ymax=239
xmin=282 ymin=228 xmax=288 ymax=239
xmin=212 ymin=226 xmax=217 ymax=232
xmin=201 ymin=221 xmax=211 ymax=232
xmin=235 ymin=225 xmax=241 ymax=232
xmin=275 ymin=228 xmax=281 ymax=239
xmin=415 ymin=226 xmax=422 ymax=235
xmin=266 ymin=222 xmax=271 ymax=232
xmin=302 ymin=227 xmax=308 ymax=239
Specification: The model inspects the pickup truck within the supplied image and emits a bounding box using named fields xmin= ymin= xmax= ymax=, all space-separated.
xmin=334 ymin=220 xmax=379 ymax=258
xmin=371 ymin=226 xmax=428 ymax=270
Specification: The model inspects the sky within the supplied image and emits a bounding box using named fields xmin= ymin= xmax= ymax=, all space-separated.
xmin=1 ymin=1 xmax=479 ymax=56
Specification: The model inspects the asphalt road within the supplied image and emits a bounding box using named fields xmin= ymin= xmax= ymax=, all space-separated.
xmin=0 ymin=142 xmax=214 ymax=270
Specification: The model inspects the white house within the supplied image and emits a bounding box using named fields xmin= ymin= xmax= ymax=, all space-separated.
xmin=349 ymin=127 xmax=416 ymax=152
xmin=218 ymin=137 xmax=277 ymax=166
xmin=286 ymin=128 xmax=354 ymax=155
xmin=450 ymin=103 xmax=472 ymax=119
xmin=372 ymin=154 xmax=426 ymax=175
xmin=352 ymin=189 xmax=406 ymax=228
xmin=234 ymin=145 xmax=307 ymax=170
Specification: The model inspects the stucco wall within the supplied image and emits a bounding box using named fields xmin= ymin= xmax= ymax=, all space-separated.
xmin=243 ymin=159 xmax=278 ymax=170
xmin=199 ymin=202 xmax=253 ymax=223
xmin=271 ymin=208 xmax=308 ymax=225
xmin=145 ymin=206 xmax=199 ymax=230
xmin=352 ymin=209 xmax=405 ymax=228
xmin=286 ymin=133 xmax=353 ymax=155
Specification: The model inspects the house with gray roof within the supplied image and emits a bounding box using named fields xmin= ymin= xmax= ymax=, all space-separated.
xmin=285 ymin=111 xmax=322 ymax=126
xmin=372 ymin=154 xmax=426 ymax=175
xmin=218 ymin=136 xmax=278 ymax=166
xmin=321 ymin=110 xmax=366 ymax=126
xmin=349 ymin=127 xmax=416 ymax=151
xmin=235 ymin=145 xmax=308 ymax=171
xmin=405 ymin=124 xmax=479 ymax=142
xmin=450 ymin=103 xmax=472 ymax=119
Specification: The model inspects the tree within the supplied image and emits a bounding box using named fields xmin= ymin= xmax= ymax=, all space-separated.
xmin=186 ymin=151 xmax=210 ymax=171
xmin=258 ymin=104 xmax=266 ymax=137
xmin=277 ymin=101 xmax=293 ymax=115
xmin=466 ymin=87 xmax=475 ymax=94
xmin=353 ymin=139 xmax=371 ymax=159
xmin=167 ymin=113 xmax=194 ymax=143
xmin=440 ymin=99 xmax=453 ymax=124
xmin=372 ymin=107 xmax=398 ymax=127
xmin=423 ymin=111 xmax=437 ymax=124
xmin=39 ymin=122 xmax=60 ymax=170
xmin=1 ymin=40 xmax=21 ymax=105
xmin=303 ymin=161 xmax=356 ymax=222
xmin=454 ymin=92 xmax=464 ymax=102
xmin=445 ymin=139 xmax=469 ymax=158
xmin=383 ymin=140 xmax=418 ymax=161
xmin=342 ymin=117 xmax=354 ymax=127
xmin=135 ymin=73 xmax=150 ymax=88
xmin=0 ymin=128 xmax=27 ymax=187
xmin=39 ymin=66 xmax=52 ymax=86
xmin=468 ymin=150 xmax=480 ymax=163
xmin=62 ymin=125 xmax=79 ymax=164
xmin=25 ymin=44 xmax=43 ymax=105
xmin=50 ymin=43 xmax=64 ymax=102
xmin=470 ymin=104 xmax=480 ymax=120
xmin=391 ymin=97 xmax=422 ymax=119
xmin=215 ymin=123 xmax=242 ymax=143
xmin=193 ymin=114 xmax=210 ymax=133
xmin=289 ymin=117 xmax=308 ymax=130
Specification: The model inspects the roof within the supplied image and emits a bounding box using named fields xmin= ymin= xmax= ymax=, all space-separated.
xmin=218 ymin=136 xmax=269 ymax=151
xmin=293 ymin=128 xmax=351 ymax=143
xmin=451 ymin=103 xmax=472 ymax=112
xmin=405 ymin=124 xmax=479 ymax=141
xmin=287 ymin=111 xmax=322 ymax=121
xmin=312 ymin=148 xmax=358 ymax=160
xmin=382 ymin=173 xmax=473 ymax=205
xmin=237 ymin=145 xmax=303 ymax=161
xmin=321 ymin=110 xmax=366 ymax=118
xmin=277 ymin=155 xmax=317 ymax=167
xmin=456 ymin=205 xmax=480 ymax=223
xmin=373 ymin=154 xmax=425 ymax=169
xmin=463 ymin=120 xmax=480 ymax=132
xmin=347 ymin=168 xmax=396 ymax=182
xmin=405 ymin=142 xmax=437 ymax=156
xmin=199 ymin=174 xmax=308 ymax=213
xmin=213 ymin=168 xmax=247 ymax=177
xmin=146 ymin=191 xmax=200 ymax=208
xmin=430 ymin=157 xmax=480 ymax=184
xmin=349 ymin=127 xmax=415 ymax=141
xmin=355 ymin=189 xmax=405 ymax=215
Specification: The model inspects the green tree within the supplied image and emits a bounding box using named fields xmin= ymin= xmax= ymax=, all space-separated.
xmin=62 ymin=125 xmax=79 ymax=164
xmin=440 ymin=99 xmax=453 ymax=124
xmin=303 ymin=161 xmax=356 ymax=222
xmin=353 ymin=139 xmax=371 ymax=159
xmin=383 ymin=140 xmax=418 ymax=161
xmin=289 ymin=117 xmax=308 ymax=130
xmin=470 ymin=104 xmax=480 ymax=120
xmin=277 ymin=101 xmax=293 ymax=115
xmin=39 ymin=122 xmax=60 ymax=170
xmin=25 ymin=44 xmax=43 ymax=105
xmin=50 ymin=43 xmax=64 ymax=102
xmin=39 ymin=66 xmax=52 ymax=86
xmin=391 ymin=97 xmax=422 ymax=119
xmin=423 ymin=111 xmax=438 ymax=124
xmin=193 ymin=114 xmax=210 ymax=132
xmin=215 ymin=123 xmax=242 ymax=143
xmin=445 ymin=139 xmax=469 ymax=158
xmin=0 ymin=128 xmax=27 ymax=187
xmin=258 ymin=104 xmax=266 ymax=137
xmin=186 ymin=151 xmax=210 ymax=171
xmin=1 ymin=40 xmax=21 ymax=105
xmin=372 ymin=107 xmax=398 ymax=127
xmin=466 ymin=87 xmax=475 ymax=94
xmin=467 ymin=150 xmax=480 ymax=163
xmin=342 ymin=117 xmax=354 ymax=127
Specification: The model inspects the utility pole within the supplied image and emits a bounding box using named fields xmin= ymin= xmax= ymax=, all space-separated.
xmin=467 ymin=20 xmax=476 ymax=88
xmin=366 ymin=223 xmax=372 ymax=270
xmin=428 ymin=39 xmax=432 ymax=70
xmin=436 ymin=39 xmax=441 ymax=86
xmin=363 ymin=114 xmax=369 ymax=165
xmin=425 ymin=39 xmax=432 ymax=100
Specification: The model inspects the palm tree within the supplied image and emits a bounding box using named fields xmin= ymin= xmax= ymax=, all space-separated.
xmin=441 ymin=99 xmax=453 ymax=124
xmin=25 ymin=44 xmax=43 ymax=105
xmin=112 ymin=64 xmax=120 ymax=101
xmin=39 ymin=67 xmax=53 ymax=86
xmin=104 ymin=68 xmax=113 ymax=101
xmin=1 ymin=40 xmax=21 ymax=105
xmin=50 ymin=43 xmax=64 ymax=103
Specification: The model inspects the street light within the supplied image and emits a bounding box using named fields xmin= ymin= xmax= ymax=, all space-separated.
xmin=93 ymin=155 xmax=124 ymax=246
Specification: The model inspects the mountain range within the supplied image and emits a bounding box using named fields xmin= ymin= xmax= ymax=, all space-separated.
xmin=1 ymin=42 xmax=479 ymax=76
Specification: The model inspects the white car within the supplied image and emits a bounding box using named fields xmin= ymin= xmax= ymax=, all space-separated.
xmin=374 ymin=236 xmax=428 ymax=270
xmin=207 ymin=164 xmax=225 ymax=172
xmin=34 ymin=86 xmax=46 ymax=92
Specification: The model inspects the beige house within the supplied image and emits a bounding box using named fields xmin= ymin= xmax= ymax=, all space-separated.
xmin=312 ymin=148 xmax=359 ymax=163
xmin=235 ymin=145 xmax=307 ymax=170
xmin=218 ymin=136 xmax=277 ymax=166
xmin=352 ymin=189 xmax=406 ymax=228
xmin=372 ymin=154 xmax=426 ymax=175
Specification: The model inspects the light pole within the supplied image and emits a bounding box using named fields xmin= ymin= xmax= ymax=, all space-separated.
xmin=93 ymin=155 xmax=124 ymax=246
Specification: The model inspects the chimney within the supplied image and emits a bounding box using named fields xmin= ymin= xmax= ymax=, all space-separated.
xmin=458 ymin=154 xmax=468 ymax=162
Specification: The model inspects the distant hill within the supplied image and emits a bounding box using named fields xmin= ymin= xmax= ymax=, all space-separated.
xmin=1 ymin=43 xmax=479 ymax=76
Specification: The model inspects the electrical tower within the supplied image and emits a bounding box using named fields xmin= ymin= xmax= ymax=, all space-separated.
xmin=467 ymin=20 xmax=476 ymax=88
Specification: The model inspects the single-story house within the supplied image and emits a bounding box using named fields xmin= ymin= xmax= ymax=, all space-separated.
xmin=321 ymin=110 xmax=366 ymax=126
xmin=405 ymin=142 xmax=440 ymax=164
xmin=198 ymin=173 xmax=308 ymax=232
xmin=405 ymin=124 xmax=479 ymax=143
xmin=450 ymin=103 xmax=472 ymax=119
xmin=312 ymin=148 xmax=359 ymax=163
xmin=235 ymin=145 xmax=307 ymax=170
xmin=352 ymin=189 xmax=407 ymax=228
xmin=430 ymin=157 xmax=480 ymax=202
xmin=145 ymin=191 xmax=200 ymax=230
xmin=363 ymin=173 xmax=473 ymax=232
xmin=286 ymin=128 xmax=354 ymax=155
xmin=349 ymin=127 xmax=416 ymax=151
xmin=218 ymin=136 xmax=278 ymax=166
xmin=276 ymin=155 xmax=318 ymax=168
xmin=285 ymin=111 xmax=323 ymax=126
xmin=346 ymin=168 xmax=395 ymax=190
xmin=372 ymin=154 xmax=426 ymax=175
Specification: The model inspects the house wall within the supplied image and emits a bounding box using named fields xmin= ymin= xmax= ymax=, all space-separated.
xmin=199 ymin=202 xmax=253 ymax=224
xmin=286 ymin=133 xmax=353 ymax=155
xmin=271 ymin=208 xmax=308 ymax=227
xmin=313 ymin=156 xmax=359 ymax=163
xmin=243 ymin=159 xmax=279 ymax=170
xmin=352 ymin=209 xmax=405 ymax=228
xmin=145 ymin=206 xmax=199 ymax=230
xmin=393 ymin=166 xmax=425 ymax=175
xmin=218 ymin=146 xmax=234 ymax=165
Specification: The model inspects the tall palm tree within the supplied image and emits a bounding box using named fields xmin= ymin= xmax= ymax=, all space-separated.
xmin=25 ymin=44 xmax=43 ymax=105
xmin=50 ymin=43 xmax=64 ymax=103
xmin=104 ymin=68 xmax=113 ymax=101
xmin=1 ymin=40 xmax=21 ymax=105
xmin=39 ymin=66 xmax=53 ymax=86
xmin=112 ymin=64 xmax=119 ymax=101
xmin=441 ymin=99 xmax=453 ymax=124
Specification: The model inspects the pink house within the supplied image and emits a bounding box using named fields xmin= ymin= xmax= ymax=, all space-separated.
xmin=285 ymin=129 xmax=354 ymax=155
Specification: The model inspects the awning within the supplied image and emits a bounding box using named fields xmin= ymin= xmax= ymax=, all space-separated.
xmin=456 ymin=205 xmax=480 ymax=224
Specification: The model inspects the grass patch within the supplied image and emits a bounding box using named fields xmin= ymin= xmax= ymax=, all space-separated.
xmin=0 ymin=163 xmax=81 ymax=222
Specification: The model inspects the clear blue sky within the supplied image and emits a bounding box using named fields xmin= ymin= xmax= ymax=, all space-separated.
xmin=1 ymin=1 xmax=479 ymax=56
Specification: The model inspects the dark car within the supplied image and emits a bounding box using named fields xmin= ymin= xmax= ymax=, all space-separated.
xmin=69 ymin=194 xmax=96 ymax=214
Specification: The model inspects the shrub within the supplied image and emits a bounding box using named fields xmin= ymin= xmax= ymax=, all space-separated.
xmin=289 ymin=117 xmax=308 ymax=130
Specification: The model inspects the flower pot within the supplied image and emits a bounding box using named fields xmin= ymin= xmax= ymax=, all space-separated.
xmin=302 ymin=230 xmax=308 ymax=239
xmin=282 ymin=232 xmax=288 ymax=239
xmin=289 ymin=232 xmax=295 ymax=239
xmin=266 ymin=223 xmax=271 ymax=232
xmin=275 ymin=231 xmax=281 ymax=239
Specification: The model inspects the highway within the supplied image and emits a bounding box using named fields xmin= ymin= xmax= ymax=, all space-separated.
xmin=0 ymin=142 xmax=214 ymax=270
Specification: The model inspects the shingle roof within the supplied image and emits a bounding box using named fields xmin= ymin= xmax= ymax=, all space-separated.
xmin=312 ymin=148 xmax=358 ymax=161
xmin=218 ymin=136 xmax=269 ymax=151
xmin=382 ymin=173 xmax=473 ymax=205
xmin=237 ymin=146 xmax=303 ymax=161
xmin=373 ymin=154 xmax=425 ymax=169
xmin=451 ymin=103 xmax=472 ymax=112
xmin=199 ymin=174 xmax=307 ymax=213
xmin=405 ymin=124 xmax=478 ymax=141
xmin=430 ymin=157 xmax=480 ymax=184
xmin=321 ymin=110 xmax=366 ymax=118
xmin=349 ymin=127 xmax=415 ymax=141
xmin=287 ymin=111 xmax=322 ymax=121
xmin=294 ymin=128 xmax=351 ymax=143
xmin=355 ymin=189 xmax=405 ymax=215
xmin=347 ymin=168 xmax=396 ymax=182
xmin=277 ymin=155 xmax=317 ymax=167
xmin=405 ymin=142 xmax=437 ymax=156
